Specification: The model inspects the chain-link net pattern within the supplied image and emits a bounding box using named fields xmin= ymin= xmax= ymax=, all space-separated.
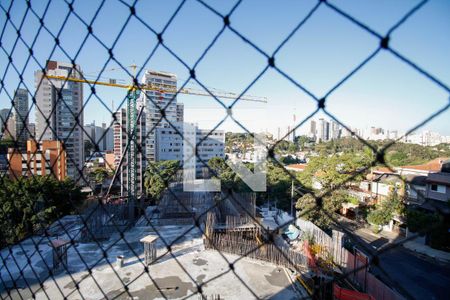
xmin=1 ymin=0 xmax=449 ymax=299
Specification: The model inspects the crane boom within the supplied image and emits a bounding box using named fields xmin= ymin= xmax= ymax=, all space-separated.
xmin=44 ymin=75 xmax=267 ymax=103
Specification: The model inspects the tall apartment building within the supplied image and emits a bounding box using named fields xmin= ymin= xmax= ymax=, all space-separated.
xmin=331 ymin=121 xmax=340 ymax=140
xmin=139 ymin=70 xmax=178 ymax=162
xmin=318 ymin=118 xmax=329 ymax=142
xmin=35 ymin=61 xmax=84 ymax=180
xmin=195 ymin=127 xmax=225 ymax=176
xmin=12 ymin=88 xmax=29 ymax=149
xmin=0 ymin=108 xmax=9 ymax=138
xmin=27 ymin=123 xmax=36 ymax=140
xmin=176 ymin=103 xmax=184 ymax=122
xmin=84 ymin=121 xmax=114 ymax=153
xmin=113 ymin=108 xmax=146 ymax=197
xmin=7 ymin=140 xmax=66 ymax=180
xmin=155 ymin=122 xmax=225 ymax=177
xmin=309 ymin=120 xmax=316 ymax=138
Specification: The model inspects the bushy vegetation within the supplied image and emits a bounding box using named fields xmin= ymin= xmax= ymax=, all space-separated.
xmin=316 ymin=137 xmax=450 ymax=167
xmin=90 ymin=167 xmax=112 ymax=184
xmin=298 ymin=152 xmax=371 ymax=190
xmin=144 ymin=160 xmax=180 ymax=204
xmin=367 ymin=191 xmax=405 ymax=226
xmin=208 ymin=157 xmax=295 ymax=210
xmin=406 ymin=209 xmax=440 ymax=233
xmin=0 ymin=176 xmax=85 ymax=247
xmin=296 ymin=190 xmax=353 ymax=231
xmin=406 ymin=208 xmax=450 ymax=251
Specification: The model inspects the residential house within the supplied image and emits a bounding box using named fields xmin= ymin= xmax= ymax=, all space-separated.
xmin=421 ymin=164 xmax=450 ymax=215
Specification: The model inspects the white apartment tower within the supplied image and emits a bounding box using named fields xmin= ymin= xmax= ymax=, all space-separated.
xmin=155 ymin=122 xmax=225 ymax=177
xmin=139 ymin=70 xmax=178 ymax=162
xmin=318 ymin=118 xmax=329 ymax=142
xmin=331 ymin=121 xmax=340 ymax=140
xmin=309 ymin=120 xmax=316 ymax=138
xmin=113 ymin=108 xmax=146 ymax=197
xmin=35 ymin=61 xmax=84 ymax=180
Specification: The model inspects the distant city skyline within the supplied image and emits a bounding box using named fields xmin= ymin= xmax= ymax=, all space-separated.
xmin=304 ymin=117 xmax=450 ymax=146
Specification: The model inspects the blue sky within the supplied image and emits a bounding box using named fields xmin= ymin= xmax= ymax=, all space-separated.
xmin=1 ymin=0 xmax=449 ymax=137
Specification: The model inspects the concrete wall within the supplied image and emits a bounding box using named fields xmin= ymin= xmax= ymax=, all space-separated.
xmin=370 ymin=182 xmax=390 ymax=197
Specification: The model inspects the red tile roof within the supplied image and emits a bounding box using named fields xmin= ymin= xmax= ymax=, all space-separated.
xmin=286 ymin=164 xmax=307 ymax=171
xmin=399 ymin=157 xmax=449 ymax=172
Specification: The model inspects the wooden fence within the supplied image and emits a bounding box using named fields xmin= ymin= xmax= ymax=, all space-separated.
xmin=296 ymin=218 xmax=348 ymax=267
xmin=204 ymin=233 xmax=308 ymax=272
xmin=204 ymin=211 xmax=307 ymax=271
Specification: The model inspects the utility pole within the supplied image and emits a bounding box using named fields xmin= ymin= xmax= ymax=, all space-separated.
xmin=291 ymin=180 xmax=294 ymax=217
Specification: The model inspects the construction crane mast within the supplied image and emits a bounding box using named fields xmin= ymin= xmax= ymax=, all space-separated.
xmin=45 ymin=70 xmax=267 ymax=215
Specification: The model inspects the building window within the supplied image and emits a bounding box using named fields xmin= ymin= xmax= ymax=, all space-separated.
xmin=431 ymin=184 xmax=445 ymax=193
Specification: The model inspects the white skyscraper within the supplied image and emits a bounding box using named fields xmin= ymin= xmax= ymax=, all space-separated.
xmin=35 ymin=61 xmax=84 ymax=180
xmin=309 ymin=120 xmax=317 ymax=139
xmin=318 ymin=118 xmax=329 ymax=142
xmin=138 ymin=70 xmax=178 ymax=162
xmin=331 ymin=121 xmax=340 ymax=140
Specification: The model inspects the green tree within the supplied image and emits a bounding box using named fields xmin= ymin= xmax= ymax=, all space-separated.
xmin=84 ymin=140 xmax=94 ymax=156
xmin=144 ymin=160 xmax=180 ymax=203
xmin=208 ymin=157 xmax=235 ymax=188
xmin=91 ymin=168 xmax=110 ymax=184
xmin=298 ymin=152 xmax=370 ymax=190
xmin=295 ymin=189 xmax=348 ymax=230
xmin=0 ymin=176 xmax=85 ymax=247
xmin=406 ymin=209 xmax=439 ymax=233
xmin=294 ymin=135 xmax=314 ymax=151
xmin=367 ymin=191 xmax=404 ymax=226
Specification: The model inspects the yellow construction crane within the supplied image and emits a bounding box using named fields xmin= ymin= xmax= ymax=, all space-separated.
xmin=44 ymin=68 xmax=267 ymax=218
xmin=44 ymin=74 xmax=268 ymax=103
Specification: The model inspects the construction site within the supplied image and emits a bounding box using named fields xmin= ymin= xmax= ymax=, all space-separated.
xmin=0 ymin=187 xmax=308 ymax=300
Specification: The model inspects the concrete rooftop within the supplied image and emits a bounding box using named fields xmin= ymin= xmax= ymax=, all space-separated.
xmin=1 ymin=224 xmax=300 ymax=299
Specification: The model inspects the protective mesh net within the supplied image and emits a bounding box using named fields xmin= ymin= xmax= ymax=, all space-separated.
xmin=1 ymin=0 xmax=449 ymax=299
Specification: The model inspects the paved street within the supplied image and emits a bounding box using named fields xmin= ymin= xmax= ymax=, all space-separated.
xmin=377 ymin=246 xmax=450 ymax=300
xmin=351 ymin=227 xmax=450 ymax=300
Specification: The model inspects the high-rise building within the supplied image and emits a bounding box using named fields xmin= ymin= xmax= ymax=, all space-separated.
xmin=35 ymin=61 xmax=84 ymax=180
xmin=113 ymin=108 xmax=146 ymax=197
xmin=331 ymin=121 xmax=340 ymax=140
xmin=176 ymin=103 xmax=184 ymax=122
xmin=195 ymin=127 xmax=225 ymax=176
xmin=318 ymin=118 xmax=329 ymax=142
xmin=12 ymin=89 xmax=29 ymax=149
xmin=155 ymin=122 xmax=225 ymax=177
xmin=387 ymin=130 xmax=398 ymax=140
xmin=309 ymin=120 xmax=316 ymax=138
xmin=84 ymin=121 xmax=114 ymax=153
xmin=0 ymin=108 xmax=9 ymax=138
xmin=27 ymin=123 xmax=36 ymax=140
xmin=7 ymin=139 xmax=66 ymax=180
xmin=139 ymin=70 xmax=178 ymax=162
